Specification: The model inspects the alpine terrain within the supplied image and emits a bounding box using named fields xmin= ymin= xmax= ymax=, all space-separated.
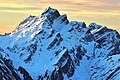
xmin=0 ymin=7 xmax=120 ymax=80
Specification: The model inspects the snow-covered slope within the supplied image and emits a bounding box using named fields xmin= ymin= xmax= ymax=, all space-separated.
xmin=0 ymin=7 xmax=120 ymax=80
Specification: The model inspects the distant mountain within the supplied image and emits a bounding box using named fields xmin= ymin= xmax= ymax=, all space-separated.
xmin=0 ymin=7 xmax=120 ymax=80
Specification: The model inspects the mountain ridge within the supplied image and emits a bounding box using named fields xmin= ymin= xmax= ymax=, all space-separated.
xmin=0 ymin=7 xmax=120 ymax=80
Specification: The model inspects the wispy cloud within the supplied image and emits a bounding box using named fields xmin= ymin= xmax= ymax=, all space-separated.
xmin=0 ymin=7 xmax=41 ymax=10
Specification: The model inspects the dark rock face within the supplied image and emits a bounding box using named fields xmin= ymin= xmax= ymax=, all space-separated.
xmin=89 ymin=23 xmax=102 ymax=30
xmin=48 ymin=33 xmax=63 ymax=49
xmin=18 ymin=66 xmax=32 ymax=80
xmin=0 ymin=7 xmax=120 ymax=80
xmin=0 ymin=54 xmax=21 ymax=80
xmin=41 ymin=7 xmax=60 ymax=23
xmin=105 ymin=67 xmax=120 ymax=80
xmin=59 ymin=14 xmax=69 ymax=24
xmin=19 ymin=15 xmax=35 ymax=26
xmin=51 ymin=68 xmax=64 ymax=80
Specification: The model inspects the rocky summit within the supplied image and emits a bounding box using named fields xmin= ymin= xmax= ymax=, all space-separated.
xmin=0 ymin=7 xmax=120 ymax=80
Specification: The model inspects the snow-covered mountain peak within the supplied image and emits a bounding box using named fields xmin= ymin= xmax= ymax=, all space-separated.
xmin=89 ymin=22 xmax=102 ymax=30
xmin=41 ymin=7 xmax=60 ymax=21
xmin=0 ymin=7 xmax=120 ymax=80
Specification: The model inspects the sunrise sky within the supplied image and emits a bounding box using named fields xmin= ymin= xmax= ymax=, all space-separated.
xmin=0 ymin=0 xmax=120 ymax=34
